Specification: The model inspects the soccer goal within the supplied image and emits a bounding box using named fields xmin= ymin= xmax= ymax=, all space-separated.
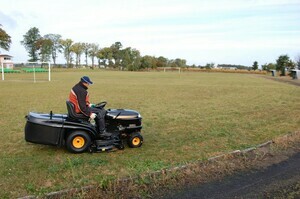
xmin=162 ymin=67 xmax=181 ymax=73
xmin=1 ymin=61 xmax=51 ymax=82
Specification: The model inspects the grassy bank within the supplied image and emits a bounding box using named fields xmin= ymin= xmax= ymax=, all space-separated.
xmin=0 ymin=70 xmax=299 ymax=198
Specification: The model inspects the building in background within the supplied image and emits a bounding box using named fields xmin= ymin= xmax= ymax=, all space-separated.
xmin=0 ymin=54 xmax=14 ymax=69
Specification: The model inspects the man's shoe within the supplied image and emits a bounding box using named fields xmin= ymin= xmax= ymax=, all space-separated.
xmin=99 ymin=130 xmax=112 ymax=137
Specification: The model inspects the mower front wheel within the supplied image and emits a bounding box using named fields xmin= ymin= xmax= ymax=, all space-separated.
xmin=66 ymin=131 xmax=91 ymax=153
xmin=127 ymin=132 xmax=143 ymax=148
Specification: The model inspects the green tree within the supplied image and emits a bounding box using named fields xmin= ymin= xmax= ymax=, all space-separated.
xmin=59 ymin=39 xmax=73 ymax=67
xmin=252 ymin=61 xmax=258 ymax=70
xmin=70 ymin=42 xmax=85 ymax=67
xmin=44 ymin=34 xmax=62 ymax=65
xmin=36 ymin=38 xmax=52 ymax=64
xmin=286 ymin=59 xmax=296 ymax=69
xmin=83 ymin=43 xmax=91 ymax=67
xmin=121 ymin=47 xmax=132 ymax=70
xmin=121 ymin=47 xmax=141 ymax=71
xmin=21 ymin=27 xmax=41 ymax=62
xmin=156 ymin=56 xmax=168 ymax=68
xmin=175 ymin=58 xmax=186 ymax=68
xmin=205 ymin=62 xmax=215 ymax=69
xmin=100 ymin=47 xmax=113 ymax=67
xmin=141 ymin=55 xmax=156 ymax=70
xmin=168 ymin=58 xmax=187 ymax=68
xmin=130 ymin=48 xmax=141 ymax=71
xmin=96 ymin=48 xmax=106 ymax=68
xmin=0 ymin=25 xmax=11 ymax=51
xmin=110 ymin=41 xmax=123 ymax=68
xmin=276 ymin=55 xmax=290 ymax=76
xmin=88 ymin=43 xmax=99 ymax=68
xmin=262 ymin=63 xmax=276 ymax=71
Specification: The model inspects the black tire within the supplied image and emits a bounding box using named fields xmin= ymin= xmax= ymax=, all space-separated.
xmin=127 ymin=132 xmax=143 ymax=148
xmin=66 ymin=131 xmax=91 ymax=153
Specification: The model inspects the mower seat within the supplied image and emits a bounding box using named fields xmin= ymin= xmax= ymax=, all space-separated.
xmin=66 ymin=101 xmax=89 ymax=121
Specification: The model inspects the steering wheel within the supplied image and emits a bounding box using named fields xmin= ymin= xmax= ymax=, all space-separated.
xmin=94 ymin=101 xmax=107 ymax=109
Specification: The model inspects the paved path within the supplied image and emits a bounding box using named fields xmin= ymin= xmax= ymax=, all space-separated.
xmin=163 ymin=152 xmax=300 ymax=199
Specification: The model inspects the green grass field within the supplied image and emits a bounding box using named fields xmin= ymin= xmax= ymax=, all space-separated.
xmin=0 ymin=70 xmax=299 ymax=198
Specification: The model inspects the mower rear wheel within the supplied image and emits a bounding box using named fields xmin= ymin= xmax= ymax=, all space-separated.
xmin=127 ymin=132 xmax=143 ymax=148
xmin=66 ymin=131 xmax=91 ymax=153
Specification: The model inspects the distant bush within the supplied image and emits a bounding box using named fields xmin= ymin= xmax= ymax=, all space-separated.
xmin=156 ymin=67 xmax=267 ymax=74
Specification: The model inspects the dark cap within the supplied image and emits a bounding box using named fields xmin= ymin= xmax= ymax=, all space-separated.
xmin=81 ymin=76 xmax=93 ymax=85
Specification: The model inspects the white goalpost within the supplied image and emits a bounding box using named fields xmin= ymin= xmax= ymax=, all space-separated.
xmin=26 ymin=62 xmax=51 ymax=83
xmin=1 ymin=62 xmax=4 ymax=81
xmin=1 ymin=61 xmax=51 ymax=82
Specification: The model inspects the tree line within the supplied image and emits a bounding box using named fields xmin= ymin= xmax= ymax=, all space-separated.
xmin=19 ymin=27 xmax=188 ymax=71
xmin=252 ymin=55 xmax=299 ymax=75
xmin=218 ymin=55 xmax=300 ymax=75
xmin=1 ymin=25 xmax=300 ymax=72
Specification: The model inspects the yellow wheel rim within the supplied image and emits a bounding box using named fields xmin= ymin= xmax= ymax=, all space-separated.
xmin=72 ymin=136 xmax=85 ymax=149
xmin=132 ymin=137 xmax=141 ymax=146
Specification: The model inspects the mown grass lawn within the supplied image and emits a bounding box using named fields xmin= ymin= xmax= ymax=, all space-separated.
xmin=0 ymin=70 xmax=299 ymax=198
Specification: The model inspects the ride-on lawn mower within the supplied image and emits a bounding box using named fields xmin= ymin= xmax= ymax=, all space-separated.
xmin=25 ymin=101 xmax=143 ymax=153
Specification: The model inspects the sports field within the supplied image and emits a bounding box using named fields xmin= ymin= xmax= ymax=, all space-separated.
xmin=0 ymin=70 xmax=299 ymax=198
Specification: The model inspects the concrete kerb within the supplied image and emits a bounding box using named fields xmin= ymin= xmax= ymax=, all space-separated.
xmin=19 ymin=185 xmax=96 ymax=199
xmin=18 ymin=132 xmax=298 ymax=199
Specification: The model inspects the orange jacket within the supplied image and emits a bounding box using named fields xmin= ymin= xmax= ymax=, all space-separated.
xmin=69 ymin=82 xmax=92 ymax=117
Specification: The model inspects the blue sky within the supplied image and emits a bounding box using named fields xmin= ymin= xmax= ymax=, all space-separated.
xmin=1 ymin=0 xmax=300 ymax=66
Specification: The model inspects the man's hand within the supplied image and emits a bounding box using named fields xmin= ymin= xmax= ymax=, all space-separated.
xmin=89 ymin=103 xmax=95 ymax=108
xmin=90 ymin=113 xmax=97 ymax=120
